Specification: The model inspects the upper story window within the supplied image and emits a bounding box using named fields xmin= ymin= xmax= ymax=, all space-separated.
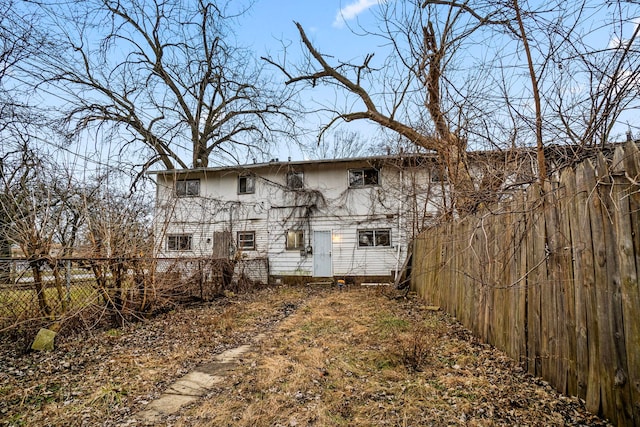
xmin=348 ymin=168 xmax=379 ymax=188
xmin=175 ymin=179 xmax=200 ymax=197
xmin=431 ymin=165 xmax=448 ymax=183
xmin=287 ymin=171 xmax=304 ymax=190
xmin=357 ymin=229 xmax=391 ymax=248
xmin=166 ymin=234 xmax=193 ymax=251
xmin=286 ymin=230 xmax=305 ymax=250
xmin=237 ymin=231 xmax=256 ymax=250
xmin=238 ymin=175 xmax=255 ymax=194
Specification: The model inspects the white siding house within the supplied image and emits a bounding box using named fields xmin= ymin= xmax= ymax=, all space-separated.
xmin=151 ymin=154 xmax=445 ymax=283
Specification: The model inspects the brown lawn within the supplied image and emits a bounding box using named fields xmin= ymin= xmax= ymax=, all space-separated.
xmin=0 ymin=285 xmax=609 ymax=426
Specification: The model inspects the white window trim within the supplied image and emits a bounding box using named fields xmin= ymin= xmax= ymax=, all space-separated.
xmin=348 ymin=168 xmax=380 ymax=188
xmin=238 ymin=175 xmax=255 ymax=194
xmin=166 ymin=234 xmax=193 ymax=251
xmin=237 ymin=231 xmax=256 ymax=250
xmin=175 ymin=179 xmax=200 ymax=197
xmin=357 ymin=229 xmax=391 ymax=248
xmin=286 ymin=230 xmax=305 ymax=250
xmin=287 ymin=171 xmax=304 ymax=190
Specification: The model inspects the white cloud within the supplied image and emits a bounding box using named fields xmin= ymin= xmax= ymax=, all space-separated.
xmin=333 ymin=0 xmax=384 ymax=28
xmin=608 ymin=17 xmax=640 ymax=49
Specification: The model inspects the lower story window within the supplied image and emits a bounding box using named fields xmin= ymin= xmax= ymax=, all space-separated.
xmin=237 ymin=231 xmax=256 ymax=250
xmin=286 ymin=230 xmax=304 ymax=250
xmin=358 ymin=229 xmax=391 ymax=247
xmin=167 ymin=234 xmax=192 ymax=251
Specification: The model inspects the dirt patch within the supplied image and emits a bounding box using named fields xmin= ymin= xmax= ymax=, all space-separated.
xmin=0 ymin=285 xmax=610 ymax=426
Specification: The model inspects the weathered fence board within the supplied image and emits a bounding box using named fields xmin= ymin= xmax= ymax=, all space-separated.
xmin=515 ymin=192 xmax=528 ymax=365
xmin=620 ymin=143 xmax=640 ymax=424
xmin=597 ymin=153 xmax=630 ymax=426
xmin=593 ymin=154 xmax=615 ymax=418
xmin=560 ymin=167 xmax=578 ymax=396
xmin=578 ymin=159 xmax=604 ymax=415
xmin=611 ymin=148 xmax=637 ymax=425
xmin=572 ymin=162 xmax=591 ymax=402
xmin=543 ymin=180 xmax=560 ymax=389
xmin=411 ymin=143 xmax=640 ymax=426
xmin=530 ymin=184 xmax=546 ymax=377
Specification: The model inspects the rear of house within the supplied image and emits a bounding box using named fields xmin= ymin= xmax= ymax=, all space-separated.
xmin=151 ymin=155 xmax=444 ymax=284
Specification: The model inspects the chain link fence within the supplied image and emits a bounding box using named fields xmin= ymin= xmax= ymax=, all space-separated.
xmin=0 ymin=256 xmax=269 ymax=336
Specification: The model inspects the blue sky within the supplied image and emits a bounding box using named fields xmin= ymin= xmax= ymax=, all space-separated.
xmin=240 ymin=0 xmax=382 ymax=54
xmin=23 ymin=0 xmax=386 ymax=171
xmin=235 ymin=0 xmax=386 ymax=160
xmin=23 ymin=0 xmax=640 ymax=169
xmin=233 ymin=0 xmax=640 ymax=162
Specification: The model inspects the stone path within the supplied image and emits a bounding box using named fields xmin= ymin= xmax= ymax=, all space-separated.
xmin=136 ymin=335 xmax=264 ymax=424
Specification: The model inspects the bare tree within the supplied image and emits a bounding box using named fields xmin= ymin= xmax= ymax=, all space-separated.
xmin=51 ymin=177 xmax=96 ymax=258
xmin=83 ymin=181 xmax=153 ymax=320
xmin=267 ymin=0 xmax=640 ymax=213
xmin=311 ymin=130 xmax=372 ymax=159
xmin=28 ymin=0 xmax=297 ymax=170
xmin=0 ymin=144 xmax=64 ymax=315
xmin=0 ymin=143 xmax=154 ymax=319
xmin=512 ymin=0 xmax=547 ymax=182
xmin=266 ymin=0 xmax=515 ymax=213
xmin=0 ymin=0 xmax=42 ymax=112
xmin=541 ymin=1 xmax=640 ymax=148
xmin=0 ymin=1 xmax=46 ymax=273
xmin=495 ymin=0 xmax=640 ymax=168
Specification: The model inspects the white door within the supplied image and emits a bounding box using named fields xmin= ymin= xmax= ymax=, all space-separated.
xmin=313 ymin=231 xmax=332 ymax=277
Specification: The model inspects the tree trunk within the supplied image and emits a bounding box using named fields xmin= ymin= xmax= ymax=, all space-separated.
xmin=31 ymin=260 xmax=52 ymax=317
xmin=0 ymin=233 xmax=10 ymax=284
xmin=49 ymin=260 xmax=68 ymax=313
xmin=0 ymin=205 xmax=10 ymax=284
xmin=411 ymin=132 xmax=476 ymax=215
xmin=442 ymin=140 xmax=476 ymax=214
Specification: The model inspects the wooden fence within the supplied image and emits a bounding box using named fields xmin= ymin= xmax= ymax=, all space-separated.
xmin=411 ymin=142 xmax=640 ymax=426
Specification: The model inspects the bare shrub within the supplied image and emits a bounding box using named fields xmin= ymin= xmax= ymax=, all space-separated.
xmin=401 ymin=324 xmax=432 ymax=372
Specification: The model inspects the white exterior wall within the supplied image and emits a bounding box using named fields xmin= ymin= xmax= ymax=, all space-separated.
xmin=153 ymin=157 xmax=443 ymax=279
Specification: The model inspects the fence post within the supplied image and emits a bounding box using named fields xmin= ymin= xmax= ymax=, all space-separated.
xmin=66 ymin=259 xmax=72 ymax=304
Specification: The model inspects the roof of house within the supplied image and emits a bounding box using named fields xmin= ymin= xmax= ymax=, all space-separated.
xmin=147 ymin=152 xmax=439 ymax=176
xmin=147 ymin=141 xmax=636 ymax=177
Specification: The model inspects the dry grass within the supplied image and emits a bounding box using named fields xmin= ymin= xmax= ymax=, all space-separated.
xmin=0 ymin=285 xmax=313 ymax=426
xmin=0 ymin=284 xmax=609 ymax=426
xmin=176 ymin=286 xmax=608 ymax=427
xmin=181 ymin=289 xmax=446 ymax=426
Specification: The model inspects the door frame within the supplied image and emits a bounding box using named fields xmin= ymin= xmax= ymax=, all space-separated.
xmin=313 ymin=230 xmax=332 ymax=277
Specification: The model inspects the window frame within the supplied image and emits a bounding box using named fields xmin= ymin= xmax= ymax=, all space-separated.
xmin=285 ymin=230 xmax=305 ymax=250
xmin=237 ymin=175 xmax=255 ymax=194
xmin=357 ymin=229 xmax=391 ymax=248
xmin=166 ymin=234 xmax=193 ymax=251
xmin=237 ymin=231 xmax=256 ymax=250
xmin=175 ymin=179 xmax=200 ymax=197
xmin=348 ymin=168 xmax=380 ymax=188
xmin=287 ymin=171 xmax=304 ymax=190
xmin=430 ymin=165 xmax=448 ymax=183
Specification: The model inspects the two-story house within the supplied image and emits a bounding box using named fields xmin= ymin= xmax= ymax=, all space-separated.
xmin=150 ymin=154 xmax=447 ymax=284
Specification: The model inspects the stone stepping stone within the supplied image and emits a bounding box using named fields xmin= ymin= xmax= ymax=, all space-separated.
xmin=136 ymin=344 xmax=252 ymax=424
